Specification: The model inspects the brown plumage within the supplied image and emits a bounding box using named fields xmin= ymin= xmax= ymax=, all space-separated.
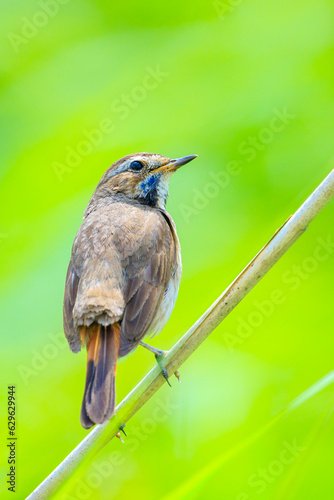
xmin=63 ymin=152 xmax=197 ymax=428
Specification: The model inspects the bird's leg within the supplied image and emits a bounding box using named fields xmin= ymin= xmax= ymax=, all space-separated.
xmin=139 ymin=341 xmax=181 ymax=385
xmin=139 ymin=341 xmax=170 ymax=386
xmin=139 ymin=340 xmax=166 ymax=357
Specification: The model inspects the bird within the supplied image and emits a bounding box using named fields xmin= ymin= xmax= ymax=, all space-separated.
xmin=63 ymin=152 xmax=197 ymax=428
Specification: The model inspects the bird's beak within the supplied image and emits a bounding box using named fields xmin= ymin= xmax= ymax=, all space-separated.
xmin=153 ymin=154 xmax=198 ymax=174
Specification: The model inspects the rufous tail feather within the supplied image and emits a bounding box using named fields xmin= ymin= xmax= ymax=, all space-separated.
xmin=80 ymin=323 xmax=120 ymax=429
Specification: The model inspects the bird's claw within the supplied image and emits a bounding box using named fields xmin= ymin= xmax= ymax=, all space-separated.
xmin=120 ymin=423 xmax=127 ymax=436
xmin=116 ymin=424 xmax=127 ymax=442
xmin=174 ymin=370 xmax=181 ymax=383
xmin=155 ymin=352 xmax=172 ymax=386
xmin=141 ymin=343 xmax=178 ymax=387
xmin=116 ymin=432 xmax=124 ymax=444
xmin=162 ymin=368 xmax=172 ymax=387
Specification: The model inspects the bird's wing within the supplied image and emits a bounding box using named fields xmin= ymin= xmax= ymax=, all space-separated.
xmin=63 ymin=259 xmax=81 ymax=353
xmin=119 ymin=211 xmax=177 ymax=357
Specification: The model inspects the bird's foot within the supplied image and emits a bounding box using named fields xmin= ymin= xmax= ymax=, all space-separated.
xmin=139 ymin=341 xmax=181 ymax=386
xmin=116 ymin=424 xmax=127 ymax=443
xmin=174 ymin=370 xmax=181 ymax=383
xmin=155 ymin=351 xmax=171 ymax=387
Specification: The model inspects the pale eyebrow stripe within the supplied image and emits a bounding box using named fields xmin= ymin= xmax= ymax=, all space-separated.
xmin=102 ymin=156 xmax=146 ymax=185
xmin=105 ymin=164 xmax=127 ymax=180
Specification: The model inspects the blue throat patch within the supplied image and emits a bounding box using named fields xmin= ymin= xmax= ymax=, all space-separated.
xmin=139 ymin=174 xmax=161 ymax=207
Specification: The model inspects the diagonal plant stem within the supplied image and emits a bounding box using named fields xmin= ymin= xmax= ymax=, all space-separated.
xmin=27 ymin=169 xmax=334 ymax=499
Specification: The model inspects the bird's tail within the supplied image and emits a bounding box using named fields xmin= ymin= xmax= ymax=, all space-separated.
xmin=80 ymin=323 xmax=120 ymax=429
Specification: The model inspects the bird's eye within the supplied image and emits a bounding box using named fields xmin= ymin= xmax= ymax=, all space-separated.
xmin=130 ymin=160 xmax=144 ymax=172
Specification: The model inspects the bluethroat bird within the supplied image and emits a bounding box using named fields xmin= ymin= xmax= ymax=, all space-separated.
xmin=63 ymin=152 xmax=197 ymax=428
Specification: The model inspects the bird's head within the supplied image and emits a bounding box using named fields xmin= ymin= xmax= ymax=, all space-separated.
xmin=94 ymin=152 xmax=197 ymax=209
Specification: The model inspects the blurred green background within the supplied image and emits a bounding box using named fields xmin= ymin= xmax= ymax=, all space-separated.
xmin=1 ymin=0 xmax=334 ymax=498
